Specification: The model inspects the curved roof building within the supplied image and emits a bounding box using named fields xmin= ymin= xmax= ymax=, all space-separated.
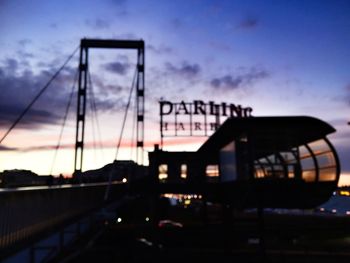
xmin=197 ymin=116 xmax=340 ymax=208
xmin=149 ymin=116 xmax=340 ymax=209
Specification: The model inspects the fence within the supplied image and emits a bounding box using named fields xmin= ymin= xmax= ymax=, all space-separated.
xmin=0 ymin=182 xmax=125 ymax=258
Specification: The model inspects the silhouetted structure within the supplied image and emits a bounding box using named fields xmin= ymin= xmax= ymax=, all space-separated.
xmin=149 ymin=116 xmax=340 ymax=209
xmin=0 ymin=170 xmax=54 ymax=188
xmin=75 ymin=160 xmax=147 ymax=183
xmin=74 ymin=38 xmax=145 ymax=175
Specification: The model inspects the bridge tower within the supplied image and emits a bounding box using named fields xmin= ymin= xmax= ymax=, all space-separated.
xmin=74 ymin=39 xmax=145 ymax=175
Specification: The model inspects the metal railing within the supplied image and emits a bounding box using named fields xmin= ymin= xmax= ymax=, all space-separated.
xmin=0 ymin=182 xmax=126 ymax=257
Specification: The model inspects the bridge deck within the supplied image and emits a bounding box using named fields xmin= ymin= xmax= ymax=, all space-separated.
xmin=63 ymin=213 xmax=350 ymax=263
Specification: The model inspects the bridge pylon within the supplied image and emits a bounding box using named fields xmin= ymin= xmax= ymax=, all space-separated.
xmin=74 ymin=38 xmax=145 ymax=176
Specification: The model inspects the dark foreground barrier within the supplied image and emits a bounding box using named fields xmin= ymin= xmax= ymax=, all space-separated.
xmin=0 ymin=182 xmax=126 ymax=258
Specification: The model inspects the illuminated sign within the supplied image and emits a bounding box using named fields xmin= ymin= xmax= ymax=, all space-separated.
xmin=160 ymin=100 xmax=253 ymax=138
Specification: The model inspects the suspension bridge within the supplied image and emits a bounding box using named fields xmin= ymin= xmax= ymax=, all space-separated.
xmin=1 ymin=39 xmax=350 ymax=263
xmin=0 ymin=38 xmax=151 ymax=262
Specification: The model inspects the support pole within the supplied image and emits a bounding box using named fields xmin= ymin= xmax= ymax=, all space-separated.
xmin=136 ymin=44 xmax=145 ymax=164
xmin=74 ymin=44 xmax=88 ymax=177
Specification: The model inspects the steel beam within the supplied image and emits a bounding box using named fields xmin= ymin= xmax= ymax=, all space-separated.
xmin=74 ymin=45 xmax=88 ymax=175
xmin=81 ymin=39 xmax=144 ymax=49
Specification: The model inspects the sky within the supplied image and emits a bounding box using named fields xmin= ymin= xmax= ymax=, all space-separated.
xmin=0 ymin=0 xmax=349 ymax=184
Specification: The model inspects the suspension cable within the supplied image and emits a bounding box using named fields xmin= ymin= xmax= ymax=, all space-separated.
xmin=130 ymin=91 xmax=137 ymax=161
xmin=114 ymin=67 xmax=138 ymax=160
xmin=104 ymin=66 xmax=137 ymax=201
xmin=49 ymin=69 xmax=79 ymax=175
xmin=0 ymin=45 xmax=80 ymax=144
xmin=87 ymin=73 xmax=98 ymax=164
xmin=88 ymin=70 xmax=105 ymax=162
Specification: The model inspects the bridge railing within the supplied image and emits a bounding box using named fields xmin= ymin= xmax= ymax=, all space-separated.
xmin=0 ymin=182 xmax=125 ymax=256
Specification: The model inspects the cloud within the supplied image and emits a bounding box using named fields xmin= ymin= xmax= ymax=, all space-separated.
xmin=210 ymin=67 xmax=269 ymax=91
xmin=76 ymin=71 xmax=134 ymax=113
xmin=170 ymin=18 xmax=184 ymax=29
xmin=334 ymin=143 xmax=350 ymax=172
xmin=0 ymin=57 xmax=77 ymax=129
xmin=102 ymin=61 xmax=130 ymax=75
xmin=4 ymin=58 xmax=19 ymax=73
xmin=0 ymin=145 xmax=17 ymax=151
xmin=147 ymin=44 xmax=174 ymax=55
xmin=17 ymin=143 xmax=75 ymax=152
xmin=17 ymin=50 xmax=34 ymax=60
xmin=0 ymin=103 xmax=60 ymax=128
xmin=50 ymin=23 xmax=58 ymax=29
xmin=92 ymin=96 xmax=129 ymax=113
xmin=8 ymin=136 xmax=205 ymax=152
xmin=345 ymin=84 xmax=350 ymax=105
xmin=85 ymin=18 xmax=111 ymax=30
xmin=209 ymin=41 xmax=232 ymax=52
xmin=238 ymin=16 xmax=259 ymax=29
xmin=165 ymin=61 xmax=201 ymax=79
xmin=18 ymin=39 xmax=32 ymax=47
xmin=0 ymin=49 xmax=139 ymax=135
xmin=110 ymin=0 xmax=127 ymax=6
xmin=329 ymin=118 xmax=349 ymax=127
xmin=108 ymin=0 xmax=129 ymax=17
xmin=112 ymin=32 xmax=139 ymax=40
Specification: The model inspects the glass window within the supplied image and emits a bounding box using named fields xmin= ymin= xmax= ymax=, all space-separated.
xmin=308 ymin=140 xmax=330 ymax=155
xmin=158 ymin=164 xmax=168 ymax=181
xmin=299 ymin=145 xmax=310 ymax=159
xmin=254 ymin=166 xmax=265 ymax=178
xmin=206 ymin=165 xmax=219 ymax=177
xmin=299 ymin=145 xmax=316 ymax=182
xmin=307 ymin=139 xmax=337 ymax=182
xmin=319 ymin=167 xmax=337 ymax=181
xmin=220 ymin=141 xmax=237 ymax=181
xmin=316 ymin=153 xmax=335 ymax=168
xmin=280 ymin=151 xmax=297 ymax=164
xmin=272 ymin=165 xmax=284 ymax=178
xmin=300 ymin=157 xmax=315 ymax=170
xmin=267 ymin=155 xmax=276 ymax=163
xmin=180 ymin=164 xmax=187 ymax=179
xmin=288 ymin=165 xmax=295 ymax=178
xmin=258 ymin=158 xmax=268 ymax=164
xmin=302 ymin=170 xmax=316 ymax=182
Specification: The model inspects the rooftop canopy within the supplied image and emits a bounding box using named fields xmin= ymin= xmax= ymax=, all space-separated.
xmin=199 ymin=116 xmax=335 ymax=158
xmin=198 ymin=116 xmax=340 ymax=184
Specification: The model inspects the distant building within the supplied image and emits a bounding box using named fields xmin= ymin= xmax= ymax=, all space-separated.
xmin=0 ymin=169 xmax=54 ymax=188
xmin=148 ymin=148 xmax=202 ymax=184
xmin=74 ymin=160 xmax=147 ymax=183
